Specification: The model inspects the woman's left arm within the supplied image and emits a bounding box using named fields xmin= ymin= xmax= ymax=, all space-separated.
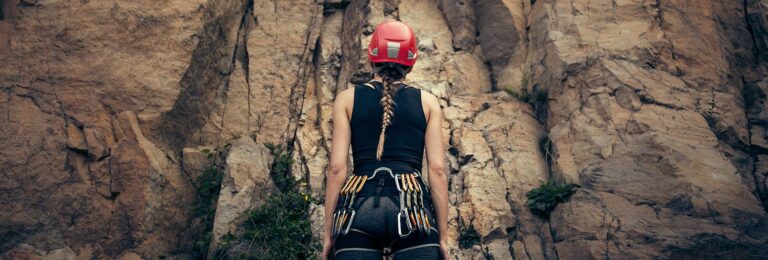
xmin=423 ymin=91 xmax=449 ymax=258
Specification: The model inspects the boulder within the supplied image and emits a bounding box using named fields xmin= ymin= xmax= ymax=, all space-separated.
xmin=210 ymin=136 xmax=275 ymax=247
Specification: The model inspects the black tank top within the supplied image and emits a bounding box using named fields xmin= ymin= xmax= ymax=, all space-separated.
xmin=350 ymin=81 xmax=427 ymax=173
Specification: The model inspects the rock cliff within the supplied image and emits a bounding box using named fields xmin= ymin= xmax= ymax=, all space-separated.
xmin=2 ymin=0 xmax=768 ymax=259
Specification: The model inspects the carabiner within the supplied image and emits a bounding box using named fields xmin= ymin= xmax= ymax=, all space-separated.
xmin=394 ymin=174 xmax=403 ymax=192
xmin=397 ymin=209 xmax=413 ymax=237
xmin=342 ymin=210 xmax=356 ymax=235
xmin=421 ymin=209 xmax=431 ymax=234
xmin=331 ymin=211 xmax=338 ymax=237
xmin=371 ymin=167 xmax=395 ymax=179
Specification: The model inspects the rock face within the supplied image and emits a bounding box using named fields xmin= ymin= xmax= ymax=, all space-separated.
xmin=2 ymin=0 xmax=768 ymax=259
xmin=208 ymin=136 xmax=274 ymax=253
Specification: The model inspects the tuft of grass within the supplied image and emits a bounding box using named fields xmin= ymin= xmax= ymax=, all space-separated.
xmin=213 ymin=143 xmax=317 ymax=259
xmin=265 ymin=142 xmax=295 ymax=192
xmin=192 ymin=151 xmax=224 ymax=258
xmin=504 ymin=87 xmax=531 ymax=103
xmin=521 ymin=76 xmax=529 ymax=90
xmin=526 ymin=182 xmax=578 ymax=218
xmin=458 ymin=219 xmax=481 ymax=249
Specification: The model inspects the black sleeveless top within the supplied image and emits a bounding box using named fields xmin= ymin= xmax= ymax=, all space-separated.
xmin=350 ymin=81 xmax=427 ymax=173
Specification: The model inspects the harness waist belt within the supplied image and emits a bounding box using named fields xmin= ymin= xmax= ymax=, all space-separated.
xmin=354 ymin=160 xmax=420 ymax=174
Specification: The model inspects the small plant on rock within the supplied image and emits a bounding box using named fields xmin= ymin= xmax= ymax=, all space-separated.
xmin=265 ymin=142 xmax=295 ymax=192
xmin=458 ymin=219 xmax=481 ymax=249
xmin=213 ymin=143 xmax=317 ymax=259
xmin=504 ymin=87 xmax=531 ymax=103
xmin=526 ymin=181 xmax=578 ymax=218
xmin=192 ymin=148 xmax=225 ymax=258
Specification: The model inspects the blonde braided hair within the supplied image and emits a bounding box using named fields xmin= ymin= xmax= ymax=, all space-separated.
xmin=373 ymin=63 xmax=408 ymax=160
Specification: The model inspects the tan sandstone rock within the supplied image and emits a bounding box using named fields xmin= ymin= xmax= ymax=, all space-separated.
xmin=209 ymin=136 xmax=274 ymax=250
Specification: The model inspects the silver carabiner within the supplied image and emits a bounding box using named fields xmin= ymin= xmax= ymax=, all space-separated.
xmin=372 ymin=167 xmax=395 ymax=180
xmin=413 ymin=205 xmax=423 ymax=232
xmin=421 ymin=209 xmax=431 ymax=235
xmin=343 ymin=210 xmax=356 ymax=235
xmin=331 ymin=211 xmax=338 ymax=237
xmin=397 ymin=210 xmax=413 ymax=237
xmin=395 ymin=174 xmax=403 ymax=192
xmin=414 ymin=169 xmax=430 ymax=192
xmin=334 ymin=211 xmax=340 ymax=236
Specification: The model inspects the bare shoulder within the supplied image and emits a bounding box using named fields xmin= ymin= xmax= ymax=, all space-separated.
xmin=419 ymin=89 xmax=442 ymax=122
xmin=337 ymin=87 xmax=355 ymax=100
xmin=420 ymin=89 xmax=441 ymax=110
xmin=335 ymin=87 xmax=355 ymax=105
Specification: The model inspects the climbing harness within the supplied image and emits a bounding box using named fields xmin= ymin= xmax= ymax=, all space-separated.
xmin=333 ymin=166 xmax=433 ymax=239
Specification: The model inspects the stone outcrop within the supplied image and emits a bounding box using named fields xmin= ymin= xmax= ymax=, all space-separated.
xmin=208 ymin=136 xmax=274 ymax=253
xmin=2 ymin=0 xmax=768 ymax=259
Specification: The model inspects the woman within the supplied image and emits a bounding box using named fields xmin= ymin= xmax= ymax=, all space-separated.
xmin=322 ymin=21 xmax=449 ymax=260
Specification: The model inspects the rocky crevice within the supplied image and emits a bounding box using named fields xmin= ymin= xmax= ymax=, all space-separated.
xmin=742 ymin=0 xmax=768 ymax=211
xmin=155 ymin=0 xmax=250 ymax=151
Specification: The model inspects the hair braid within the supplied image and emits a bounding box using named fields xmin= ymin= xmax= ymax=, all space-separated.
xmin=373 ymin=63 xmax=407 ymax=160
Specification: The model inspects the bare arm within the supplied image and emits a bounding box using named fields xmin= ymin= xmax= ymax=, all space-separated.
xmin=323 ymin=88 xmax=354 ymax=244
xmin=423 ymin=91 xmax=449 ymax=245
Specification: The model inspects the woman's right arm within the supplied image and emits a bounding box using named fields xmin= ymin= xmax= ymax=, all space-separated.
xmin=322 ymin=88 xmax=354 ymax=259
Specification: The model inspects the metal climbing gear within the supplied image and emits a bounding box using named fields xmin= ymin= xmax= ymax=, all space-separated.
xmin=396 ymin=173 xmax=413 ymax=237
xmin=333 ymin=175 xmax=358 ymax=237
xmin=342 ymin=174 xmax=368 ymax=235
xmin=411 ymin=173 xmax=431 ymax=234
xmin=407 ymin=174 xmax=422 ymax=233
xmin=333 ymin=167 xmax=433 ymax=239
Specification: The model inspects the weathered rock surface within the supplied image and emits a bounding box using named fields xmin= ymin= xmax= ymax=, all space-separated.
xmin=2 ymin=0 xmax=768 ymax=259
xmin=208 ymin=136 xmax=274 ymax=253
xmin=531 ymin=0 xmax=768 ymax=258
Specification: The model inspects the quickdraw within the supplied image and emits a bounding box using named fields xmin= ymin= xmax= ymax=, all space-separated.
xmin=343 ymin=175 xmax=367 ymax=235
xmin=395 ymin=173 xmax=413 ymax=238
xmin=412 ymin=174 xmax=432 ymax=234
xmin=395 ymin=171 xmax=432 ymax=237
xmin=333 ymin=175 xmax=358 ymax=237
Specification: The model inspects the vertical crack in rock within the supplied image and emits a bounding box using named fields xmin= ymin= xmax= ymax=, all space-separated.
xmin=742 ymin=0 xmax=768 ymax=210
xmin=742 ymin=72 xmax=768 ymax=209
xmin=285 ymin=4 xmax=323 ymax=151
xmin=155 ymin=0 xmax=251 ymax=150
xmin=335 ymin=0 xmax=370 ymax=92
xmin=0 ymin=0 xmax=5 ymax=21
xmin=215 ymin=0 xmax=254 ymax=148
xmin=743 ymin=0 xmax=762 ymax=59
xmin=239 ymin=1 xmax=254 ymax=135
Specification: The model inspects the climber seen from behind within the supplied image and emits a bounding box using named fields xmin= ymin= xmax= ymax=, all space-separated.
xmin=321 ymin=20 xmax=449 ymax=260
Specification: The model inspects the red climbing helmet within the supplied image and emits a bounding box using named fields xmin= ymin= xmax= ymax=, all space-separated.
xmin=368 ymin=20 xmax=418 ymax=67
